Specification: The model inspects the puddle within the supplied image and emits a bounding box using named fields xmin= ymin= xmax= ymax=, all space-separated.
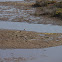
xmin=39 ymin=34 xmax=45 ymax=36
xmin=0 ymin=46 xmax=62 ymax=62
xmin=0 ymin=21 xmax=62 ymax=33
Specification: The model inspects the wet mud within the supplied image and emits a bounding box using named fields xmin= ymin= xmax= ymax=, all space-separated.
xmin=0 ymin=30 xmax=62 ymax=48
xmin=0 ymin=1 xmax=62 ymax=25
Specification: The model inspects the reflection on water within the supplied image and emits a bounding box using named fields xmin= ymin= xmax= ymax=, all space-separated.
xmin=0 ymin=21 xmax=62 ymax=33
xmin=0 ymin=46 xmax=62 ymax=62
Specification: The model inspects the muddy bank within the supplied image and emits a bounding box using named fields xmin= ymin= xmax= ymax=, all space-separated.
xmin=33 ymin=0 xmax=62 ymax=19
xmin=0 ymin=29 xmax=62 ymax=48
xmin=0 ymin=2 xmax=62 ymax=25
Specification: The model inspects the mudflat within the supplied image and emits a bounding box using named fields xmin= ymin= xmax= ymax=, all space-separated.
xmin=0 ymin=29 xmax=62 ymax=48
xmin=0 ymin=1 xmax=62 ymax=49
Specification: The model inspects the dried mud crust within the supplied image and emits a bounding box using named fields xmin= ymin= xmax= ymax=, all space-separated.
xmin=0 ymin=29 xmax=62 ymax=48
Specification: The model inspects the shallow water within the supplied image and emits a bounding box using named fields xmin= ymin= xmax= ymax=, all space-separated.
xmin=0 ymin=21 xmax=62 ymax=33
xmin=0 ymin=46 xmax=62 ymax=62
